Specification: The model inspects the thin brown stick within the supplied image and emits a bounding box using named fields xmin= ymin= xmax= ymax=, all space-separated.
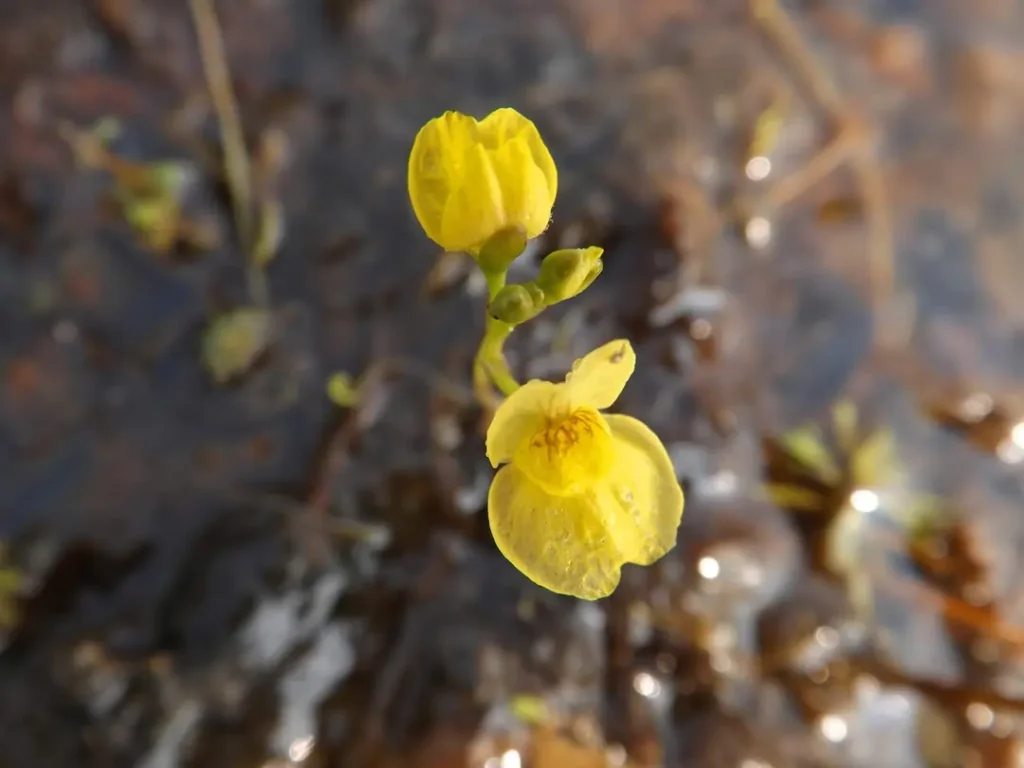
xmin=749 ymin=0 xmax=898 ymax=353
xmin=765 ymin=127 xmax=855 ymax=209
xmin=189 ymin=0 xmax=269 ymax=307
xmin=750 ymin=0 xmax=845 ymax=118
xmin=856 ymin=653 xmax=1024 ymax=714
xmin=850 ymin=151 xmax=901 ymax=350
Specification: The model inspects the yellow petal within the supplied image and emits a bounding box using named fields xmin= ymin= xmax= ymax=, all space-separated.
xmin=488 ymin=464 xmax=625 ymax=599
xmin=598 ymin=414 xmax=683 ymax=565
xmin=491 ymin=136 xmax=554 ymax=240
xmin=476 ymin=108 xmax=528 ymax=145
xmin=477 ymin=110 xmax=557 ymax=196
xmin=485 ymin=379 xmax=565 ymax=468
xmin=565 ymin=339 xmax=636 ymax=410
xmin=441 ymin=142 xmax=507 ymax=252
xmin=408 ymin=111 xmax=475 ymax=248
xmin=513 ymin=407 xmax=615 ymax=496
xmin=409 ymin=108 xmax=558 ymax=252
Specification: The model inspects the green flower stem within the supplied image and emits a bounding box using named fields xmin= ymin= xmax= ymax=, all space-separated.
xmin=473 ymin=269 xmax=521 ymax=405
xmin=480 ymin=317 xmax=518 ymax=395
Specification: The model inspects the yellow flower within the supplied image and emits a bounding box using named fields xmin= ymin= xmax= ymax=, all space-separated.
xmin=408 ymin=108 xmax=558 ymax=253
xmin=485 ymin=340 xmax=684 ymax=599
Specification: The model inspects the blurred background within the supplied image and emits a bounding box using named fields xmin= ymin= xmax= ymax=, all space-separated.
xmin=3 ymin=0 xmax=1024 ymax=766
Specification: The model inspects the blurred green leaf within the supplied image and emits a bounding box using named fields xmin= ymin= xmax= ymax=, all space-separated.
xmin=748 ymin=99 xmax=787 ymax=159
xmin=326 ymin=372 xmax=360 ymax=408
xmin=0 ymin=547 xmax=22 ymax=629
xmin=832 ymin=400 xmax=859 ymax=452
xmin=778 ymin=425 xmax=842 ymax=483
xmin=202 ymin=307 xmax=271 ymax=384
xmin=511 ymin=694 xmax=551 ymax=725
xmin=766 ymin=482 xmax=826 ymax=512
xmin=252 ymin=198 xmax=285 ymax=268
xmin=851 ymin=428 xmax=899 ymax=487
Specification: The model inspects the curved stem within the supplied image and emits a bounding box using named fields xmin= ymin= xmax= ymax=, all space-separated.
xmin=480 ymin=317 xmax=518 ymax=395
xmin=473 ymin=270 xmax=521 ymax=407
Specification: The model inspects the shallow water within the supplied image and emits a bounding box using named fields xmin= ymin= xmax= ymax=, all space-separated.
xmin=2 ymin=0 xmax=1024 ymax=766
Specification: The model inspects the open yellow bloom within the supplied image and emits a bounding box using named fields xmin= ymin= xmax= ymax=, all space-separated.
xmin=408 ymin=108 xmax=558 ymax=253
xmin=486 ymin=340 xmax=684 ymax=600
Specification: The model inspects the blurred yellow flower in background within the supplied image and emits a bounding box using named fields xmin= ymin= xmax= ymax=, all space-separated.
xmin=486 ymin=340 xmax=684 ymax=599
xmin=407 ymin=108 xmax=558 ymax=253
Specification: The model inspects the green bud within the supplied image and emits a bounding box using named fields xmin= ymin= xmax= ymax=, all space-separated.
xmin=475 ymin=225 xmax=528 ymax=274
xmin=577 ymin=258 xmax=603 ymax=294
xmin=535 ymin=246 xmax=604 ymax=303
xmin=489 ymin=282 xmax=546 ymax=325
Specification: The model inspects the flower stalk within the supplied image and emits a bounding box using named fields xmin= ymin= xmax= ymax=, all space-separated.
xmin=406 ymin=107 xmax=685 ymax=599
xmin=474 ymin=267 xmax=519 ymax=403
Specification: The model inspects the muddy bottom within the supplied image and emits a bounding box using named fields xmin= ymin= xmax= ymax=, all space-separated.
xmin=2 ymin=0 xmax=1024 ymax=766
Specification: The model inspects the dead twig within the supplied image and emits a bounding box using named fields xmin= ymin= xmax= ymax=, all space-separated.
xmin=188 ymin=0 xmax=269 ymax=307
xmin=750 ymin=0 xmax=901 ymax=354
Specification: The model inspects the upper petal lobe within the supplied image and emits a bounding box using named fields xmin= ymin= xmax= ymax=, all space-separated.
xmin=565 ymin=339 xmax=636 ymax=410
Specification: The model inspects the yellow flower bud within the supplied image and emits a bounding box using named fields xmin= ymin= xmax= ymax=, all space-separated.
xmin=489 ymin=282 xmax=546 ymax=325
xmin=407 ymin=109 xmax=558 ymax=254
xmin=535 ymin=247 xmax=604 ymax=303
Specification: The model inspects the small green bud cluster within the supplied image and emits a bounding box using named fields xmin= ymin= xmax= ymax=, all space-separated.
xmin=488 ymin=246 xmax=604 ymax=325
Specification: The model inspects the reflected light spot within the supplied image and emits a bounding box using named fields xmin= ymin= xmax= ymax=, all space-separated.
xmin=745 ymin=217 xmax=772 ymax=249
xmin=738 ymin=560 xmax=764 ymax=588
xmin=745 ymin=156 xmax=772 ymax=181
xmin=1012 ymin=422 xmax=1024 ymax=449
xmin=709 ymin=650 xmax=734 ymax=674
xmin=996 ymin=437 xmax=1024 ymax=465
xmin=959 ymin=392 xmax=993 ymax=422
xmin=605 ymin=744 xmax=628 ymax=767
xmin=819 ymin=714 xmax=848 ymax=742
xmin=809 ymin=666 xmax=830 ymax=684
xmin=500 ymin=749 xmax=522 ymax=768
xmin=690 ymin=317 xmax=713 ymax=340
xmin=849 ymin=489 xmax=880 ymax=514
xmin=698 ymin=556 xmax=721 ymax=580
xmin=633 ymin=671 xmax=661 ymax=698
xmin=966 ymin=702 xmax=995 ymax=731
xmin=288 ymin=735 xmax=314 ymax=763
xmin=709 ymin=623 xmax=737 ymax=649
xmin=815 ymin=626 xmax=840 ymax=650
xmin=699 ymin=469 xmax=738 ymax=498
xmin=854 ymin=674 xmax=880 ymax=698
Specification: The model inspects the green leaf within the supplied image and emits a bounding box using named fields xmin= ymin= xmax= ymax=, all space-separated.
xmin=202 ymin=307 xmax=272 ymax=384
xmin=765 ymin=483 xmax=826 ymax=512
xmin=851 ymin=428 xmax=899 ymax=487
xmin=510 ymin=694 xmax=551 ymax=725
xmin=778 ymin=425 xmax=841 ymax=483
xmin=326 ymin=372 xmax=360 ymax=408
xmin=748 ymin=99 xmax=787 ymax=159
xmin=252 ymin=198 xmax=285 ymax=268
xmin=832 ymin=400 xmax=859 ymax=452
